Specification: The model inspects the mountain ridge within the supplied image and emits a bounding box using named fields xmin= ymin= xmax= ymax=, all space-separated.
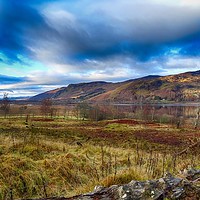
xmin=29 ymin=70 xmax=200 ymax=103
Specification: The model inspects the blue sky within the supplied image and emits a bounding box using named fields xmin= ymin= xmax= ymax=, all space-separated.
xmin=0 ymin=0 xmax=200 ymax=97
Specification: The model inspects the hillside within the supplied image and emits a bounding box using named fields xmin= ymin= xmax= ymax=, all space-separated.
xmin=30 ymin=81 xmax=121 ymax=102
xmin=30 ymin=70 xmax=200 ymax=103
xmin=92 ymin=70 xmax=200 ymax=103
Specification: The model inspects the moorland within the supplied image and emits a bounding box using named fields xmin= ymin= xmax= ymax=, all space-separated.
xmin=0 ymin=103 xmax=199 ymax=199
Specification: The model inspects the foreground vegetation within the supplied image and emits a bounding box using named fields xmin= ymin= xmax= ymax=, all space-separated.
xmin=0 ymin=116 xmax=199 ymax=199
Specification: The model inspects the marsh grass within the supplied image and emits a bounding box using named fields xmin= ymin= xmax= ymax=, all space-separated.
xmin=0 ymin=117 xmax=199 ymax=199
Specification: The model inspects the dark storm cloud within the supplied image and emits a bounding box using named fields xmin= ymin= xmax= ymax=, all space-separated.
xmin=0 ymin=0 xmax=57 ymax=63
xmin=1 ymin=0 xmax=200 ymax=64
xmin=1 ymin=0 xmax=200 ymax=98
xmin=39 ymin=0 xmax=200 ymax=62
xmin=177 ymin=33 xmax=200 ymax=56
xmin=0 ymin=74 xmax=27 ymax=84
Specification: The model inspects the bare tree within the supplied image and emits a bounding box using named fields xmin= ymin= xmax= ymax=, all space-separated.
xmin=72 ymin=105 xmax=80 ymax=120
xmin=40 ymin=98 xmax=53 ymax=117
xmin=1 ymin=93 xmax=10 ymax=118
xmin=19 ymin=105 xmax=27 ymax=118
xmin=77 ymin=101 xmax=90 ymax=120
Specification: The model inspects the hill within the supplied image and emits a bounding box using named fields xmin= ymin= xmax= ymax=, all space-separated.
xmin=29 ymin=70 xmax=200 ymax=103
xmin=30 ymin=81 xmax=120 ymax=102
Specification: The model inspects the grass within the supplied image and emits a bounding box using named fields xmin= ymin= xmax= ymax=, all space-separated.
xmin=0 ymin=116 xmax=199 ymax=199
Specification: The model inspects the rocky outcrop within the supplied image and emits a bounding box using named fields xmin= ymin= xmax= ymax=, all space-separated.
xmin=28 ymin=169 xmax=200 ymax=200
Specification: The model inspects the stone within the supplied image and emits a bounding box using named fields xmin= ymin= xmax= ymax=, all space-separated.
xmin=27 ymin=169 xmax=200 ymax=200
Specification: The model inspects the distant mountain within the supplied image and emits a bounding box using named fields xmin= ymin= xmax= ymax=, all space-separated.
xmin=29 ymin=70 xmax=200 ymax=103
xmin=30 ymin=81 xmax=120 ymax=102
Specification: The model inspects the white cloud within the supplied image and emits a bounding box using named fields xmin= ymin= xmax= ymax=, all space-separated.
xmin=42 ymin=7 xmax=76 ymax=31
xmin=1 ymin=0 xmax=200 ymax=97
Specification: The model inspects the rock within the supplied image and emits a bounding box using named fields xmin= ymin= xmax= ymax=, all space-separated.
xmin=183 ymin=168 xmax=200 ymax=181
xmin=26 ymin=169 xmax=200 ymax=200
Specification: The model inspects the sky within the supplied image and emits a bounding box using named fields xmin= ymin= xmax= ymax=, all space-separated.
xmin=0 ymin=0 xmax=200 ymax=98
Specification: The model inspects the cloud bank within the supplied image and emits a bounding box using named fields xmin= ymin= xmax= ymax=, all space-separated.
xmin=0 ymin=0 xmax=200 ymax=97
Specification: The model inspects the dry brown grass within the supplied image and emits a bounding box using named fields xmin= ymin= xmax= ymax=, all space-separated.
xmin=0 ymin=117 xmax=199 ymax=199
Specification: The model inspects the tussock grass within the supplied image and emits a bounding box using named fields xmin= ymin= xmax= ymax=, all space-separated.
xmin=0 ymin=117 xmax=199 ymax=199
xmin=101 ymin=167 xmax=150 ymax=187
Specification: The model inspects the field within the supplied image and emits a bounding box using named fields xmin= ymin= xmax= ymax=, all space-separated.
xmin=0 ymin=114 xmax=200 ymax=199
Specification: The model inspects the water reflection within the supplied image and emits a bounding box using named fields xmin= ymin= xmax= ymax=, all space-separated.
xmin=98 ymin=104 xmax=200 ymax=127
